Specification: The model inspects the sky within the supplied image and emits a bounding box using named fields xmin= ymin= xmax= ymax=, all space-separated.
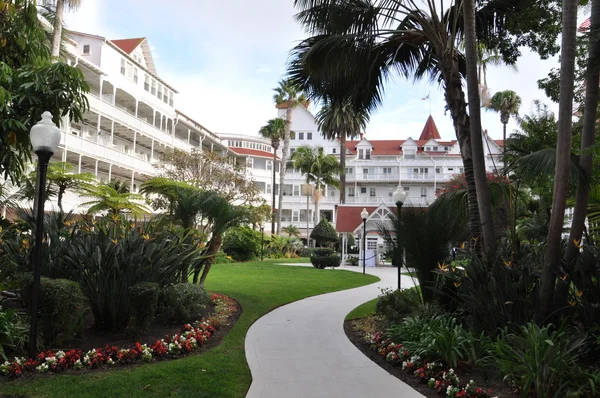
xmin=64 ymin=0 xmax=581 ymax=142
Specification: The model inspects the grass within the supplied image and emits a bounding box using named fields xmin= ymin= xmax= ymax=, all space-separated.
xmin=1 ymin=259 xmax=379 ymax=398
xmin=345 ymin=298 xmax=378 ymax=320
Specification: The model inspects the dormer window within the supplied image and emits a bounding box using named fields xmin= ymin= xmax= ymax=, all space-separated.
xmin=426 ymin=146 xmax=431 ymax=151
xmin=365 ymin=149 xmax=371 ymax=159
xmin=82 ymin=44 xmax=90 ymax=55
xmin=444 ymin=146 xmax=449 ymax=151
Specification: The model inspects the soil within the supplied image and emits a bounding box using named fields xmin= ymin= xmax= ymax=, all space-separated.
xmin=344 ymin=317 xmax=519 ymax=398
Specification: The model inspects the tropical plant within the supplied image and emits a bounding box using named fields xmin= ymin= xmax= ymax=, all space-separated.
xmin=315 ymin=98 xmax=369 ymax=204
xmin=290 ymin=145 xmax=341 ymax=225
xmin=222 ymin=226 xmax=262 ymax=262
xmin=259 ymin=118 xmax=286 ymax=233
xmin=273 ymin=79 xmax=307 ymax=234
xmin=45 ymin=0 xmax=82 ymax=59
xmin=127 ymin=282 xmax=159 ymax=334
xmin=80 ymin=181 xmax=148 ymax=216
xmin=486 ymin=90 xmax=522 ymax=162
xmin=0 ymin=307 xmax=29 ymax=360
xmin=281 ymin=224 xmax=301 ymax=238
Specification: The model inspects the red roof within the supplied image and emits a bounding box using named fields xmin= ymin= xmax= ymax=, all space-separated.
xmin=336 ymin=206 xmax=379 ymax=233
xmin=276 ymin=100 xmax=310 ymax=109
xmin=419 ymin=115 xmax=441 ymax=140
xmin=579 ymin=18 xmax=590 ymax=32
xmin=494 ymin=140 xmax=504 ymax=147
xmin=110 ymin=38 xmax=145 ymax=54
xmin=229 ymin=147 xmax=279 ymax=159
xmin=344 ymin=139 xmax=459 ymax=156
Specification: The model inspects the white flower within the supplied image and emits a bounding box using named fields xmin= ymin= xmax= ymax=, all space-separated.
xmin=107 ymin=358 xmax=115 ymax=365
xmin=73 ymin=359 xmax=83 ymax=370
xmin=36 ymin=363 xmax=49 ymax=373
xmin=45 ymin=356 xmax=57 ymax=365
xmin=0 ymin=361 xmax=10 ymax=375
xmin=55 ymin=351 xmax=65 ymax=359
xmin=14 ymin=357 xmax=26 ymax=366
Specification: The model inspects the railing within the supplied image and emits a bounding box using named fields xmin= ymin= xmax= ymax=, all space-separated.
xmin=87 ymin=94 xmax=192 ymax=151
xmin=345 ymin=196 xmax=431 ymax=206
xmin=347 ymin=172 xmax=456 ymax=183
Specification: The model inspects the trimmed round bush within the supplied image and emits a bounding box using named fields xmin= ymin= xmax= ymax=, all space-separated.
xmin=128 ymin=282 xmax=159 ymax=334
xmin=162 ymin=283 xmax=210 ymax=322
xmin=310 ymin=219 xmax=338 ymax=246
xmin=311 ymin=255 xmax=341 ymax=269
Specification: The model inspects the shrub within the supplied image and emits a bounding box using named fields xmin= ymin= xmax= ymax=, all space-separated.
xmin=298 ymin=247 xmax=316 ymax=257
xmin=313 ymin=248 xmax=335 ymax=257
xmin=310 ymin=219 xmax=338 ymax=246
xmin=21 ymin=276 xmax=85 ymax=345
xmin=162 ymin=283 xmax=210 ymax=322
xmin=310 ymin=255 xmax=341 ymax=269
xmin=0 ymin=307 xmax=29 ymax=360
xmin=494 ymin=323 xmax=589 ymax=397
xmin=128 ymin=283 xmax=160 ymax=334
xmin=376 ymin=288 xmax=428 ymax=323
xmin=346 ymin=256 xmax=359 ymax=266
xmin=213 ymin=252 xmax=234 ymax=264
xmin=222 ymin=226 xmax=261 ymax=262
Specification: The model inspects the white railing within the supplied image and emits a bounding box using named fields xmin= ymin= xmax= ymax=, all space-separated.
xmin=87 ymin=94 xmax=192 ymax=151
xmin=347 ymin=172 xmax=456 ymax=183
xmin=345 ymin=196 xmax=431 ymax=206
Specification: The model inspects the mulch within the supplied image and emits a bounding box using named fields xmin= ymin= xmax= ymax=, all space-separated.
xmin=343 ymin=317 xmax=519 ymax=398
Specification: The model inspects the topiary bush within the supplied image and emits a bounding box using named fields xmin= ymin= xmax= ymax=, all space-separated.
xmin=310 ymin=248 xmax=341 ymax=269
xmin=310 ymin=219 xmax=338 ymax=247
xmin=162 ymin=283 xmax=210 ymax=322
xmin=127 ymin=282 xmax=160 ymax=335
xmin=222 ymin=226 xmax=262 ymax=261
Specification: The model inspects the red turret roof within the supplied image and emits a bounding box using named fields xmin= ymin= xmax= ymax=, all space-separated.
xmin=418 ymin=115 xmax=441 ymax=140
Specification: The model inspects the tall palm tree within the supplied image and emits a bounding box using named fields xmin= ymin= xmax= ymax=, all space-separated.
xmin=288 ymin=0 xmax=506 ymax=245
xmin=540 ymin=0 xmax=579 ymax=322
xmin=47 ymin=0 xmax=82 ymax=59
xmin=487 ymin=90 xmax=522 ymax=162
xmin=316 ymin=99 xmax=369 ymax=204
xmin=80 ymin=181 xmax=148 ymax=216
xmin=259 ymin=118 xmax=286 ymax=234
xmin=290 ymin=145 xmax=341 ymax=225
xmin=273 ymin=79 xmax=307 ymax=234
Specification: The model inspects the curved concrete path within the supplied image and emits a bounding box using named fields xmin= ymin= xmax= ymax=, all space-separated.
xmin=245 ymin=266 xmax=424 ymax=398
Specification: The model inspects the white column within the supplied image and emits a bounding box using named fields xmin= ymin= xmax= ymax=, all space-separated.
xmin=110 ymin=121 xmax=115 ymax=146
xmin=78 ymin=155 xmax=82 ymax=174
xmin=341 ymin=233 xmax=347 ymax=265
xmin=131 ymin=171 xmax=135 ymax=192
xmin=132 ymin=131 xmax=137 ymax=154
xmin=62 ymin=148 xmax=67 ymax=162
xmin=151 ymin=140 xmax=155 ymax=162
xmin=108 ymin=164 xmax=113 ymax=181
xmin=94 ymin=160 xmax=98 ymax=176
xmin=187 ymin=128 xmax=191 ymax=144
xmin=135 ymin=101 xmax=139 ymax=117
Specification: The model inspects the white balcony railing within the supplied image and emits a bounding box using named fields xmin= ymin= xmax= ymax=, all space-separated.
xmin=347 ymin=172 xmax=456 ymax=183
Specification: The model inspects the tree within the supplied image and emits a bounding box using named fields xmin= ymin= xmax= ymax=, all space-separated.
xmin=0 ymin=0 xmax=89 ymax=183
xmin=487 ymin=90 xmax=522 ymax=162
xmin=273 ymin=79 xmax=307 ymax=234
xmin=80 ymin=181 xmax=148 ymax=216
xmin=290 ymin=145 xmax=341 ymax=225
xmin=154 ymin=148 xmax=262 ymax=204
xmin=310 ymin=219 xmax=338 ymax=247
xmin=282 ymin=224 xmax=301 ymax=238
xmin=44 ymin=0 xmax=82 ymax=59
xmin=540 ymin=0 xmax=579 ymax=322
xmin=259 ymin=118 xmax=286 ymax=234
xmin=315 ymin=98 xmax=369 ymax=204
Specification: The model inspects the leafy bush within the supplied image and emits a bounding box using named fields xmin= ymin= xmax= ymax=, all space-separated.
xmin=0 ymin=307 xmax=29 ymax=360
xmin=310 ymin=255 xmax=341 ymax=269
xmin=313 ymin=248 xmax=335 ymax=257
xmin=222 ymin=226 xmax=261 ymax=261
xmin=63 ymin=217 xmax=203 ymax=331
xmin=128 ymin=283 xmax=159 ymax=334
xmin=346 ymin=256 xmax=359 ymax=266
xmin=310 ymin=219 xmax=338 ymax=246
xmin=494 ymin=323 xmax=589 ymax=398
xmin=162 ymin=283 xmax=210 ymax=322
xmin=298 ymin=247 xmax=316 ymax=257
xmin=386 ymin=315 xmax=492 ymax=369
xmin=375 ymin=288 xmax=435 ymax=323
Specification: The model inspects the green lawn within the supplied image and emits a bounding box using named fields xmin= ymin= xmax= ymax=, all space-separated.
xmin=1 ymin=259 xmax=379 ymax=398
xmin=345 ymin=298 xmax=378 ymax=320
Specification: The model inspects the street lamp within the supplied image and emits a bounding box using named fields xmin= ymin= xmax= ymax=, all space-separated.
xmin=392 ymin=185 xmax=407 ymax=290
xmin=260 ymin=225 xmax=265 ymax=261
xmin=29 ymin=111 xmax=61 ymax=359
xmin=361 ymin=208 xmax=368 ymax=275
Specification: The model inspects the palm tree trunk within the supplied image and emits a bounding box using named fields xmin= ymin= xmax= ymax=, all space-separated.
xmin=440 ymin=62 xmax=481 ymax=242
xmin=340 ymin=134 xmax=346 ymax=204
xmin=271 ymin=151 xmax=277 ymax=234
xmin=277 ymin=106 xmax=292 ymax=234
xmin=51 ymin=0 xmax=64 ymax=59
xmin=502 ymin=122 xmax=507 ymax=170
xmin=556 ymin=0 xmax=600 ymax=309
xmin=539 ymin=0 xmax=578 ymax=322
xmin=198 ymin=234 xmax=223 ymax=286
xmin=58 ymin=186 xmax=65 ymax=213
xmin=463 ymin=0 xmax=496 ymax=253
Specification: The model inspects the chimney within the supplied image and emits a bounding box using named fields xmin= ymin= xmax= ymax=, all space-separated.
xmin=360 ymin=132 xmax=364 ymax=140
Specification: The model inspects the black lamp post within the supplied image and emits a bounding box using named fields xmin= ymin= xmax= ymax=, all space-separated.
xmin=260 ymin=225 xmax=265 ymax=261
xmin=392 ymin=185 xmax=407 ymax=290
xmin=361 ymin=208 xmax=368 ymax=275
xmin=29 ymin=111 xmax=61 ymax=359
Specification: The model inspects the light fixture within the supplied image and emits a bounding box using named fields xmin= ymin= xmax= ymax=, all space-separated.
xmin=392 ymin=184 xmax=407 ymax=206
xmin=30 ymin=111 xmax=61 ymax=154
xmin=392 ymin=185 xmax=407 ymax=291
xmin=360 ymin=208 xmax=368 ymax=220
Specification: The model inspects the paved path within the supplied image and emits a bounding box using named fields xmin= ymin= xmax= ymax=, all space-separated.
xmin=245 ymin=266 xmax=424 ymax=398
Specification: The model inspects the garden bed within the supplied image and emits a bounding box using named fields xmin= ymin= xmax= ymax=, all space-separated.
xmin=344 ymin=316 xmax=518 ymax=398
xmin=0 ymin=293 xmax=240 ymax=379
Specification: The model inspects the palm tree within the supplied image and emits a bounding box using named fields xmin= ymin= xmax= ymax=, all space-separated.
xmin=282 ymin=224 xmax=301 ymax=238
xmin=47 ymin=0 xmax=82 ymax=59
xmin=290 ymin=145 xmax=341 ymax=225
xmin=315 ymin=98 xmax=369 ymax=204
xmin=80 ymin=181 xmax=148 ymax=216
xmin=288 ymin=0 xmax=512 ymax=245
xmin=273 ymin=79 xmax=307 ymax=234
xmin=540 ymin=0 xmax=579 ymax=322
xmin=487 ymin=90 xmax=522 ymax=162
xmin=259 ymin=118 xmax=286 ymax=234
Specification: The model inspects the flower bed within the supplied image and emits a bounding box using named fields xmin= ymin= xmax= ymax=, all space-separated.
xmin=0 ymin=293 xmax=237 ymax=378
xmin=366 ymin=332 xmax=495 ymax=398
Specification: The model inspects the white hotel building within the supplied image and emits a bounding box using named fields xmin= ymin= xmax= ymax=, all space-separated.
xmin=36 ymin=30 xmax=503 ymax=260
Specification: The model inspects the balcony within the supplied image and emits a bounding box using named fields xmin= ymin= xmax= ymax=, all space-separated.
xmin=87 ymin=94 xmax=192 ymax=151
xmin=345 ymin=196 xmax=431 ymax=207
xmin=347 ymin=172 xmax=455 ymax=183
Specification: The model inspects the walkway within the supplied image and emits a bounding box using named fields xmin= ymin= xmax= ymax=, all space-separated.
xmin=245 ymin=266 xmax=424 ymax=398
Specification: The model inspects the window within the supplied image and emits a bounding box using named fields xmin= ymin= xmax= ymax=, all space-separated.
xmin=266 ymin=184 xmax=272 ymax=194
xmin=348 ymin=187 xmax=355 ymax=197
xmin=298 ymin=132 xmax=304 ymax=140
xmin=370 ymin=187 xmax=376 ymax=197
xmin=144 ymin=75 xmax=150 ymax=91
xmin=382 ymin=167 xmax=392 ymax=174
xmin=157 ymin=84 xmax=163 ymax=100
xmin=267 ymin=160 xmax=272 ymax=171
xmin=246 ymin=157 xmax=253 ymax=168
xmin=133 ymin=68 xmax=138 ymax=84
xmin=345 ymin=167 xmax=353 ymax=174
xmin=425 ymin=146 xmax=431 ymax=151
xmin=421 ymin=188 xmax=427 ymax=198
xmin=358 ymin=149 xmax=364 ymax=159
xmin=293 ymin=185 xmax=300 ymax=196
xmin=367 ymin=239 xmax=378 ymax=250
xmin=448 ymin=167 xmax=454 ymax=172
xmin=151 ymin=79 xmax=157 ymax=95
xmin=436 ymin=167 xmax=441 ymax=174
xmin=169 ymin=91 xmax=174 ymax=107
xmin=444 ymin=146 xmax=449 ymax=151
xmin=404 ymin=149 xmax=416 ymax=159
xmin=332 ymin=148 xmax=337 ymax=154
xmin=360 ymin=187 xmax=367 ymax=194
xmin=433 ymin=146 xmax=439 ymax=151
xmin=82 ymin=44 xmax=91 ymax=55
xmin=280 ymin=209 xmax=291 ymax=222
xmin=120 ymin=59 xmax=126 ymax=75
xmin=307 ymin=132 xmax=313 ymax=140
xmin=293 ymin=210 xmax=300 ymax=222
xmin=459 ymin=167 xmax=464 ymax=173
xmin=365 ymin=149 xmax=371 ymax=159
